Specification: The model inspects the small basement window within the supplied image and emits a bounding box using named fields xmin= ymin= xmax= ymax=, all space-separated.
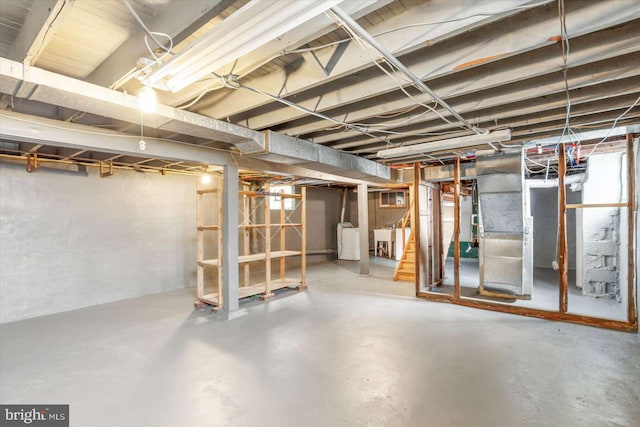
xmin=379 ymin=191 xmax=406 ymax=208
xmin=270 ymin=185 xmax=294 ymax=210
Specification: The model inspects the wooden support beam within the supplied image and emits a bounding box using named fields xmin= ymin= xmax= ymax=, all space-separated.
xmin=133 ymin=158 xmax=158 ymax=165
xmin=280 ymin=189 xmax=286 ymax=281
xmin=453 ymin=157 xmax=461 ymax=299
xmin=262 ymin=183 xmax=274 ymax=299
xmin=417 ymin=292 xmax=637 ymax=332
xmin=558 ymin=144 xmax=568 ymax=313
xmin=100 ymin=161 xmax=113 ymax=178
xmin=26 ymin=153 xmax=39 ymax=173
xmin=301 ymin=186 xmax=307 ymax=287
xmin=627 ymin=134 xmax=637 ymax=327
xmin=566 ymin=202 xmax=629 ymax=209
xmin=103 ymin=154 xmax=123 ymax=162
xmin=243 ymin=186 xmax=251 ymax=287
xmin=61 ymin=149 xmax=87 ymax=161
xmin=196 ymin=183 xmax=204 ymax=300
xmin=412 ymin=163 xmax=421 ymax=293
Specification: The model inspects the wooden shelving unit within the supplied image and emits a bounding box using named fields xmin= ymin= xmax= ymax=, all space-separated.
xmin=196 ymin=181 xmax=306 ymax=308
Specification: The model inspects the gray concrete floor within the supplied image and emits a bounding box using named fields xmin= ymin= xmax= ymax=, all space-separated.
xmin=1 ymin=258 xmax=639 ymax=427
xmin=437 ymin=258 xmax=628 ymax=321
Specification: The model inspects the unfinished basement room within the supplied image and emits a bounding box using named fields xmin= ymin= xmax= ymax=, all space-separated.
xmin=0 ymin=0 xmax=638 ymax=426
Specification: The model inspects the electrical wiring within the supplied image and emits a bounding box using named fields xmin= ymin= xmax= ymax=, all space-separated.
xmin=285 ymin=2 xmax=553 ymax=56
xmin=557 ymin=0 xmax=574 ymax=144
xmin=172 ymin=1 xmax=554 ymax=118
xmin=327 ymin=108 xmax=463 ymax=135
xmin=582 ymin=93 xmax=640 ymax=158
xmin=340 ymin=22 xmax=460 ymax=130
xmin=119 ymin=0 xmax=175 ymax=89
xmin=144 ymin=32 xmax=173 ymax=63
xmin=224 ymin=78 xmax=389 ymax=145
xmin=215 ymin=71 xmax=463 ymax=140
xmin=327 ymin=17 xmax=475 ymax=145
xmin=123 ymin=0 xmax=170 ymax=54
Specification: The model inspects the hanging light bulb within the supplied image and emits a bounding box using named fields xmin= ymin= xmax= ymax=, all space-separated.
xmin=138 ymin=85 xmax=157 ymax=112
xmin=201 ymin=174 xmax=212 ymax=184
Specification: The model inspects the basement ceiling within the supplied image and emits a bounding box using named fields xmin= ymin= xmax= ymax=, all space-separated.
xmin=0 ymin=0 xmax=638 ymax=171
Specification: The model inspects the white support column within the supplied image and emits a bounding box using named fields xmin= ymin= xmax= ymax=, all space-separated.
xmin=358 ymin=183 xmax=370 ymax=276
xmin=221 ymin=164 xmax=246 ymax=320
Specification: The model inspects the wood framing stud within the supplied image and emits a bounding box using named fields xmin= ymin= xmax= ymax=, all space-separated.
xmin=301 ymin=186 xmax=307 ymax=286
xmin=558 ymin=145 xmax=568 ymax=313
xmin=453 ymin=157 xmax=461 ymax=299
xmin=627 ymin=134 xmax=637 ymax=327
xmin=100 ymin=161 xmax=114 ymax=178
xmin=26 ymin=153 xmax=39 ymax=173
xmin=413 ymin=163 xmax=420 ymax=294
xmin=417 ymin=292 xmax=637 ymax=332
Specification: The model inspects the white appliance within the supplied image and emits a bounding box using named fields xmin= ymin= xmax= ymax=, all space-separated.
xmin=394 ymin=228 xmax=412 ymax=261
xmin=337 ymin=222 xmax=359 ymax=260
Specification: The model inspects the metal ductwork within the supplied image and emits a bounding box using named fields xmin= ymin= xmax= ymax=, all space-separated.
xmin=254 ymin=132 xmax=392 ymax=182
xmin=476 ymin=151 xmax=533 ymax=297
xmin=0 ymin=58 xmax=392 ymax=184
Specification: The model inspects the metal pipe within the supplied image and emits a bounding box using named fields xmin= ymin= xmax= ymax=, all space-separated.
xmin=328 ymin=6 xmax=479 ymax=134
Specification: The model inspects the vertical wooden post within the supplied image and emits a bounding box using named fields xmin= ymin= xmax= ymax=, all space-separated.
xmin=301 ymin=186 xmax=307 ymax=286
xmin=413 ymin=162 xmax=421 ymax=294
xmin=280 ymin=189 xmax=286 ymax=280
xmin=627 ymin=134 xmax=637 ymax=326
xmin=243 ymin=187 xmax=250 ymax=287
xmin=558 ymin=145 xmax=569 ymax=313
xmin=453 ymin=157 xmax=461 ymax=299
xmin=264 ymin=183 xmax=272 ymax=296
xmin=437 ymin=185 xmax=445 ymax=283
xmin=196 ymin=183 xmax=204 ymax=300
xmin=216 ymin=176 xmax=223 ymax=307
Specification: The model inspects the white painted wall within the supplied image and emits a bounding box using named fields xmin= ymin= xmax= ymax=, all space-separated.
xmin=0 ymin=162 xmax=197 ymax=323
xmin=459 ymin=195 xmax=473 ymax=243
xmin=577 ymin=152 xmax=627 ymax=299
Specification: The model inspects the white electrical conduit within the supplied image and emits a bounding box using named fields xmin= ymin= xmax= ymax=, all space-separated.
xmin=327 ymin=6 xmax=481 ymax=135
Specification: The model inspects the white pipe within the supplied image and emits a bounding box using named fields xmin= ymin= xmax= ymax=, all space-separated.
xmin=377 ymin=129 xmax=512 ymax=158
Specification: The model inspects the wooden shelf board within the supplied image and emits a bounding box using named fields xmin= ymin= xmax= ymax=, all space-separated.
xmin=199 ymin=259 xmax=220 ymax=267
xmin=198 ymin=226 xmax=219 ymax=230
xmin=239 ymin=191 xmax=302 ymax=199
xmin=199 ymin=294 xmax=220 ymax=306
xmin=251 ymin=278 xmax=302 ymax=293
xmin=199 ymin=250 xmax=302 ymax=267
xmin=239 ymin=223 xmax=302 ymax=228
xmin=199 ymin=278 xmax=301 ymax=302
xmin=197 ymin=189 xmax=220 ymax=194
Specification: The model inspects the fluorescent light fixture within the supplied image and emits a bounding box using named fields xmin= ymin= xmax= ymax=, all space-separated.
xmin=145 ymin=0 xmax=343 ymax=92
xmin=376 ymin=129 xmax=512 ymax=159
xmin=137 ymin=86 xmax=157 ymax=112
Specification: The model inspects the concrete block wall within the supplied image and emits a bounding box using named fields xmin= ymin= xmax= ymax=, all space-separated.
xmin=579 ymin=152 xmax=627 ymax=300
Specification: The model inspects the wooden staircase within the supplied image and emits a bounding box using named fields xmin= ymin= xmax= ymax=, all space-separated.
xmin=393 ymin=231 xmax=416 ymax=282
